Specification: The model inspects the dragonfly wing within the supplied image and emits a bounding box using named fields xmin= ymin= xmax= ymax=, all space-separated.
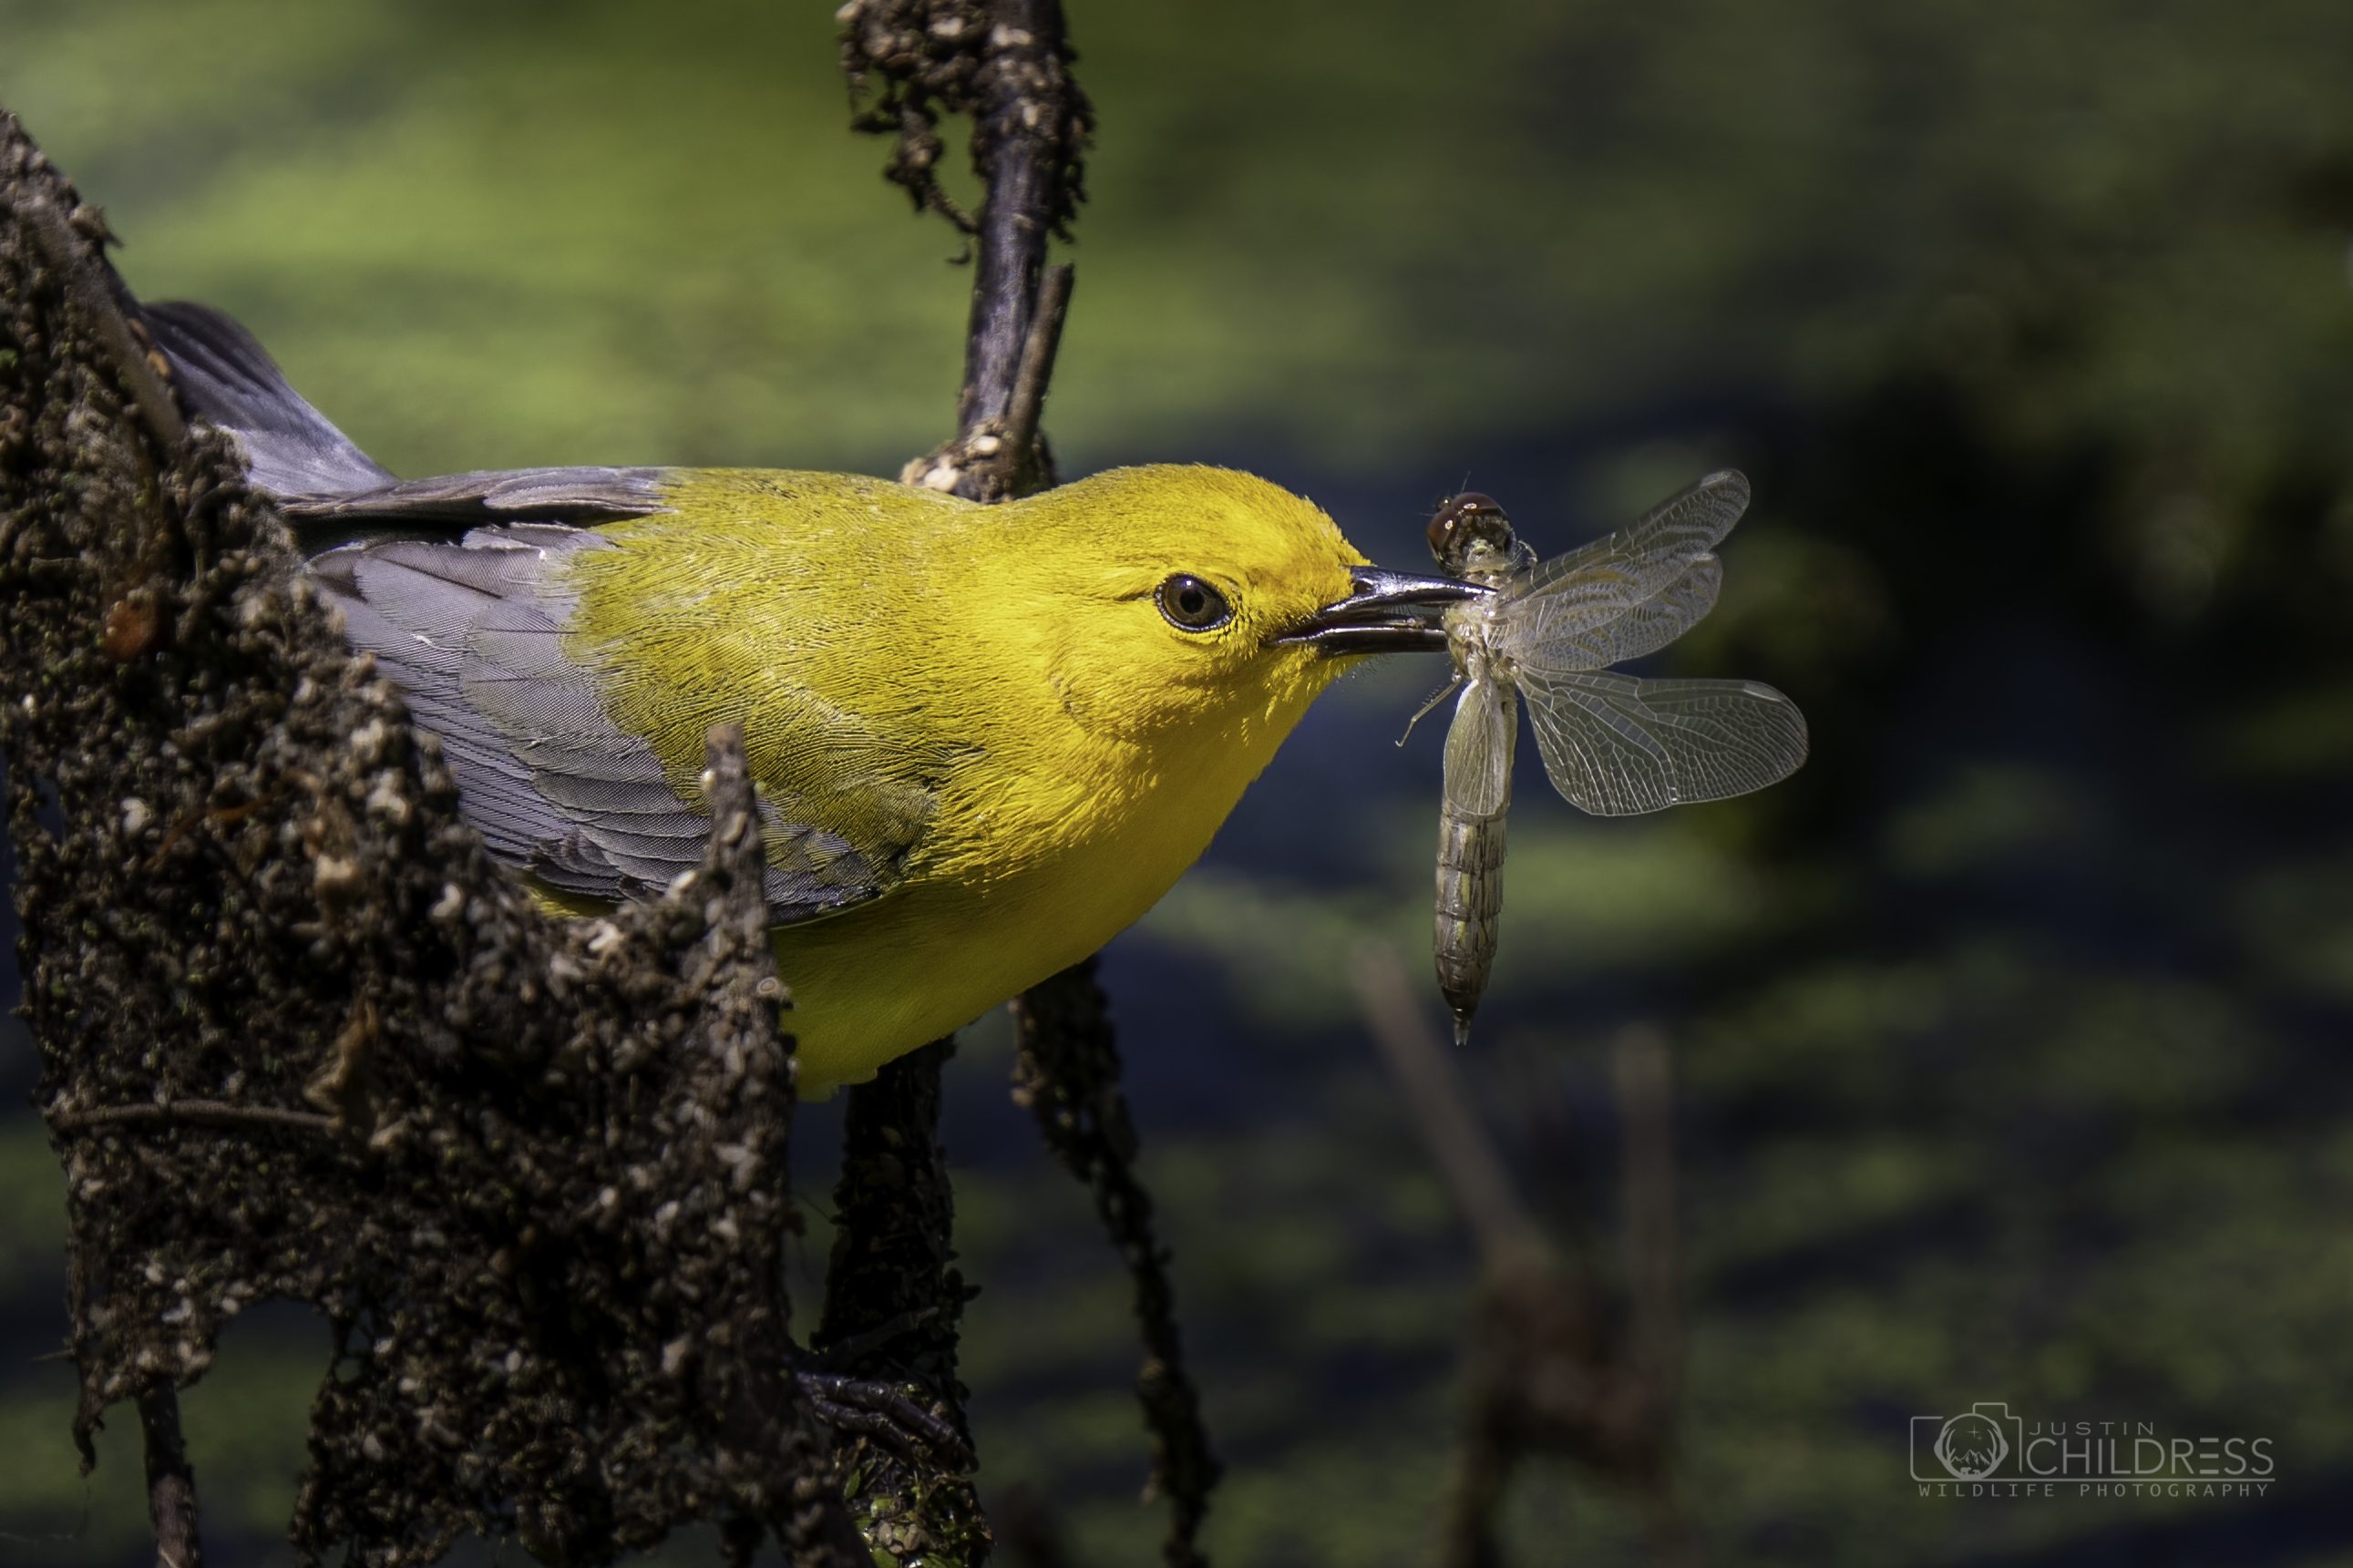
xmin=1516 ymin=669 xmax=1807 ymax=816
xmin=1495 ymin=469 xmax=1749 ymax=643
xmin=1442 ymin=670 xmax=1517 ymax=821
xmin=1505 ymin=551 xmax=1722 ymax=672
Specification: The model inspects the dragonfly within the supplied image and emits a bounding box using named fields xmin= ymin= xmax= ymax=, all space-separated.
xmin=1410 ymin=470 xmax=1808 ymax=1045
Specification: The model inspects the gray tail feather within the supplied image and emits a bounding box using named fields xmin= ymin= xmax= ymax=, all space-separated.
xmin=139 ymin=301 xmax=396 ymax=498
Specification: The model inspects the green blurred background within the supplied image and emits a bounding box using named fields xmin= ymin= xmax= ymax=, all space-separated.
xmin=6 ymin=0 xmax=2353 ymax=1563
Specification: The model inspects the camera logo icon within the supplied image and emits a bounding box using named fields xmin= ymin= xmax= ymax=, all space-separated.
xmin=1912 ymin=1402 xmax=2020 ymax=1481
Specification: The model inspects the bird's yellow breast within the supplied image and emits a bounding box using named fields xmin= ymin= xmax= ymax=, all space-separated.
xmin=772 ymin=681 xmax=1324 ymax=1091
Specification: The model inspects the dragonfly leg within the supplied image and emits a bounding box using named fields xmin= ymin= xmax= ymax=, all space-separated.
xmin=1397 ymin=674 xmax=1465 ymax=746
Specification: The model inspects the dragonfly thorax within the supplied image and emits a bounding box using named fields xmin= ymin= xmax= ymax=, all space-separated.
xmin=1443 ymin=596 xmax=1508 ymax=675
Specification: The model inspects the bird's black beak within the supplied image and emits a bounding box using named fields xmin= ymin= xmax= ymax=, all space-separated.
xmin=1271 ymin=567 xmax=1490 ymax=654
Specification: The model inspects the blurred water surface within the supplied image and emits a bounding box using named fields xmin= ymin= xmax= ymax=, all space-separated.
xmin=5 ymin=1 xmax=2353 ymax=1563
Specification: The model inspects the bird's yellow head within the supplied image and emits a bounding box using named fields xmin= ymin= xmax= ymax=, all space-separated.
xmin=550 ymin=462 xmax=1478 ymax=875
xmin=1003 ymin=465 xmax=1473 ymax=749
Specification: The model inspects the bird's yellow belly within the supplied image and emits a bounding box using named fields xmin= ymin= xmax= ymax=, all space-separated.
xmin=771 ymin=813 xmax=1199 ymax=1095
xmin=767 ymin=691 xmax=1317 ymax=1094
xmin=526 ymin=831 xmax=1178 ymax=1097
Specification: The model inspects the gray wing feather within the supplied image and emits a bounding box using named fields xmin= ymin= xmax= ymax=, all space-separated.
xmin=139 ymin=301 xmax=398 ymax=498
xmin=283 ymin=467 xmax=671 ymax=527
xmin=314 ymin=525 xmax=896 ymax=921
xmin=141 ymin=302 xmax=670 ymax=526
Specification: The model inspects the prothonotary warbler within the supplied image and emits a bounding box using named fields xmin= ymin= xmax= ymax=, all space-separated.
xmin=141 ymin=302 xmax=1481 ymax=1093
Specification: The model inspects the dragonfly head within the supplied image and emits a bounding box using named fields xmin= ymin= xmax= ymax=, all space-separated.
xmin=1269 ymin=567 xmax=1491 ymax=655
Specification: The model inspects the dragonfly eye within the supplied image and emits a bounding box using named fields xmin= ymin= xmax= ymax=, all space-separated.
xmin=1428 ymin=492 xmax=1515 ymax=575
xmin=1156 ymin=572 xmax=1233 ymax=631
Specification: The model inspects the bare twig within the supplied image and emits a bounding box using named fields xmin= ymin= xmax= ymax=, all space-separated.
xmin=1000 ymin=261 xmax=1074 ymax=481
xmin=137 ymin=1386 xmax=201 ymax=1568
xmin=1351 ymin=943 xmax=1545 ymax=1568
xmin=1351 ymin=944 xmax=1547 ymax=1268
xmin=1615 ymin=1024 xmax=1680 ymax=1406
xmin=1011 ymin=959 xmax=1220 ymax=1567
xmin=1353 ymin=946 xmax=1694 ymax=1567
xmin=46 ymin=1100 xmax=339 ymax=1137
xmin=952 ymin=0 xmax=1084 ymax=453
xmin=1613 ymin=1024 xmax=1695 ymax=1568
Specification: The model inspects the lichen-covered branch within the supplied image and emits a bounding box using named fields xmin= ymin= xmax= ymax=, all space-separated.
xmin=837 ymin=9 xmax=1221 ymax=1564
xmin=2 ymin=110 xmax=859 ymax=1568
xmin=816 ymin=1038 xmax=986 ymax=1560
xmin=844 ymin=0 xmax=1093 ymax=502
xmin=1010 ymin=960 xmax=1220 ymax=1568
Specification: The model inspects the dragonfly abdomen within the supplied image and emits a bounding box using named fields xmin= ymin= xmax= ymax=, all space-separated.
xmin=1433 ymin=653 xmax=1514 ymax=1050
xmin=1433 ymin=807 xmax=1507 ymax=921
xmin=1433 ymin=804 xmax=1507 ymax=1047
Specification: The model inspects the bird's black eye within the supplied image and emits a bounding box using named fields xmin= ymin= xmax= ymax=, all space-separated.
xmin=1156 ymin=573 xmax=1232 ymax=631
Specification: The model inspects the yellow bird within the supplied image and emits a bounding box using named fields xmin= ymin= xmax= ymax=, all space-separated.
xmin=144 ymin=302 xmax=1477 ymax=1093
